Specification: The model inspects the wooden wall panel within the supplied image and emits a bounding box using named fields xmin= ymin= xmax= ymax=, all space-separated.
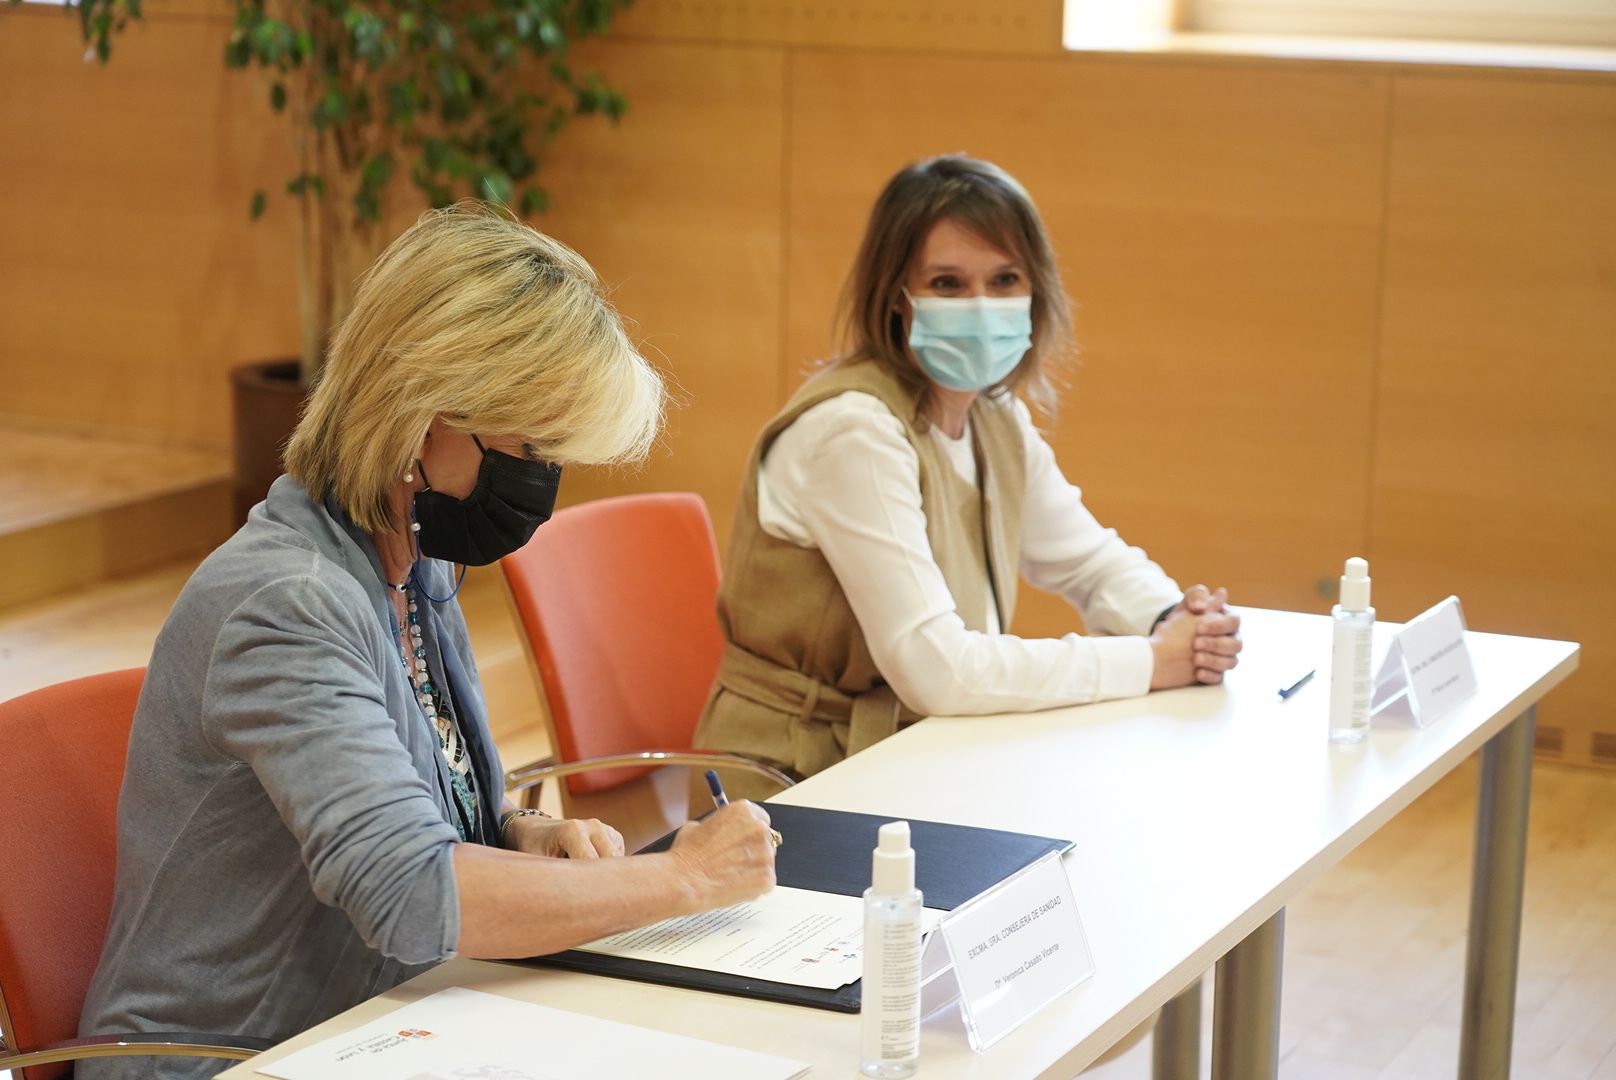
xmin=0 ymin=7 xmax=300 ymax=448
xmin=614 ymin=0 xmax=1062 ymax=55
xmin=1373 ymin=75 xmax=1616 ymax=764
xmin=787 ymin=53 xmax=1390 ymax=637
xmin=6 ymin=3 xmax=1615 ymax=759
xmin=536 ymin=40 xmax=786 ymax=550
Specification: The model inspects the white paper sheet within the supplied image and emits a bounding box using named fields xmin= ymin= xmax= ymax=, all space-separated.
xmin=256 ymin=987 xmax=808 ymax=1080
xmin=573 ymin=886 xmax=944 ymax=990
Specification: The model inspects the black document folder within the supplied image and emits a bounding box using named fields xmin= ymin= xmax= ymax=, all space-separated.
xmin=512 ymin=804 xmax=1073 ymax=1013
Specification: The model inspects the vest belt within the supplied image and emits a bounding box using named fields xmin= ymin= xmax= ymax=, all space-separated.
xmin=714 ymin=643 xmax=916 ymax=757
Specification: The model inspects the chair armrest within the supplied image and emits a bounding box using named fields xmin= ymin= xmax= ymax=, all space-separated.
xmin=0 ymin=1031 xmax=275 ymax=1071
xmin=505 ymin=750 xmax=794 ymax=797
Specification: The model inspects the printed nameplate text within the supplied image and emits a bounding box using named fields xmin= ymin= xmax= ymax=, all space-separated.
xmin=936 ymin=852 xmax=1094 ymax=1051
xmin=1371 ymin=595 xmax=1477 ymax=728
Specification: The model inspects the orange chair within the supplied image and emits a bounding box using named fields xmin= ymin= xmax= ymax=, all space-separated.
xmin=0 ymin=670 xmax=269 ymax=1080
xmin=499 ymin=492 xmax=791 ymax=841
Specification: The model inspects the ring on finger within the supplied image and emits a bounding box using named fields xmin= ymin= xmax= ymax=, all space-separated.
xmin=769 ymin=828 xmax=783 ymax=848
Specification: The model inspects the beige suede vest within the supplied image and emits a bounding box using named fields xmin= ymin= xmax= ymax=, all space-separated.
xmin=692 ymin=360 xmax=1028 ymax=797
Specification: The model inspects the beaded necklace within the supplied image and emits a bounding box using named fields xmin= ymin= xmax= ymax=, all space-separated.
xmin=394 ymin=585 xmax=470 ymax=777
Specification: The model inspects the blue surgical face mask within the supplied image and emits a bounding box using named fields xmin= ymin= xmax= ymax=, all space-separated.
xmin=905 ymin=293 xmax=1033 ymax=392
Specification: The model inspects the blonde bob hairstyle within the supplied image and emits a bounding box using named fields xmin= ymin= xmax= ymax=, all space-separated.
xmin=835 ymin=154 xmax=1073 ymax=420
xmin=286 ymin=203 xmax=665 ymax=534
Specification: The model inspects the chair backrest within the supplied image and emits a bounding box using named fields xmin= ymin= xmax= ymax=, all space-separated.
xmin=500 ymin=493 xmax=724 ymax=795
xmin=0 ymin=668 xmax=144 ymax=1080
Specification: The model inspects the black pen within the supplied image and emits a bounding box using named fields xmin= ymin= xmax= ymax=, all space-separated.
xmin=1278 ymin=669 xmax=1316 ymax=700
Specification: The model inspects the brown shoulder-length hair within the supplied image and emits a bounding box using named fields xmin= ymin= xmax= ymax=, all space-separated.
xmin=834 ymin=154 xmax=1073 ymax=421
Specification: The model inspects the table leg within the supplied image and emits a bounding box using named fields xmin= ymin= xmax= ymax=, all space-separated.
xmin=1211 ymin=908 xmax=1283 ymax=1080
xmin=1459 ymin=706 xmax=1535 ymax=1080
xmin=1152 ymin=976 xmax=1201 ymax=1080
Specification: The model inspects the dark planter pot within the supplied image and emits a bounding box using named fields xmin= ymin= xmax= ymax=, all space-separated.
xmin=231 ymin=358 xmax=307 ymax=524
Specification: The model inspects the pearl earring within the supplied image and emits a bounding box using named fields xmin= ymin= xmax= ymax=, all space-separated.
xmin=404 ymin=471 xmax=414 ymax=483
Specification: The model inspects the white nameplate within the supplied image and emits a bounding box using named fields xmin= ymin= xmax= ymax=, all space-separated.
xmin=931 ymin=851 xmax=1094 ymax=1051
xmin=1371 ymin=595 xmax=1478 ymax=728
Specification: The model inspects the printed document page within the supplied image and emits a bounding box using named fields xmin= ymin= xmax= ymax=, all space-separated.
xmin=574 ymin=885 xmax=944 ymax=990
xmin=256 ymin=986 xmax=808 ymax=1080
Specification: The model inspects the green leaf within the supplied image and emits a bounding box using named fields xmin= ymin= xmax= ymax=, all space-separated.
xmin=225 ymin=33 xmax=251 ymax=69
xmin=385 ymin=80 xmax=420 ymax=123
xmin=361 ymin=150 xmax=396 ymax=192
xmin=250 ymin=19 xmax=294 ymax=65
xmin=349 ymin=10 xmax=389 ymax=66
xmin=312 ymin=87 xmax=349 ymax=130
xmin=270 ymin=82 xmax=287 ymax=111
xmin=479 ymin=171 xmax=513 ymax=207
xmin=286 ymin=173 xmax=326 ymax=198
xmin=421 ymin=138 xmax=451 ymax=172
xmin=249 ymin=191 xmax=267 ymax=220
xmin=518 ymin=187 xmax=549 ymax=217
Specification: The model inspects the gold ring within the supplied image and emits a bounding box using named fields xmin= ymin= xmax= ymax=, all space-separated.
xmin=769 ymin=828 xmax=783 ymax=848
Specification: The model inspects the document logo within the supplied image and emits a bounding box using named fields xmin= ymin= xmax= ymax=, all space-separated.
xmin=397 ymin=1028 xmax=437 ymax=1040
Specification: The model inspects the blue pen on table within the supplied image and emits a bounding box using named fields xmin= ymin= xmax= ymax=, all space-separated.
xmin=1278 ymin=669 xmax=1316 ymax=701
xmin=703 ymin=768 xmax=729 ymax=809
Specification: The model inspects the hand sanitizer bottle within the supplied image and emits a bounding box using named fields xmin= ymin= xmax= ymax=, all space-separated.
xmin=1329 ymin=557 xmax=1375 ymax=744
xmin=861 ymin=821 xmax=922 ymax=1078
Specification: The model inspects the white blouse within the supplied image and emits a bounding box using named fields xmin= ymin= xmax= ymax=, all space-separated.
xmin=757 ymin=391 xmax=1182 ymax=716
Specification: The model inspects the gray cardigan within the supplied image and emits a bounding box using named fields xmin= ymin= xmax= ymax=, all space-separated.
xmin=79 ymin=476 xmax=507 ymax=1079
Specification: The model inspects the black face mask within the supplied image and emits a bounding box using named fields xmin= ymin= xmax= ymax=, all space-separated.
xmin=412 ymin=437 xmax=562 ymax=566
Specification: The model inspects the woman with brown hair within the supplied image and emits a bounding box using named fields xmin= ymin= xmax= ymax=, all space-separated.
xmin=693 ymin=154 xmax=1243 ymax=798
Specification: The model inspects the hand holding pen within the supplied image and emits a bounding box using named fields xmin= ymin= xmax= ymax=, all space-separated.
xmin=665 ymin=770 xmax=778 ymax=907
xmin=706 ymin=769 xmax=782 ymax=848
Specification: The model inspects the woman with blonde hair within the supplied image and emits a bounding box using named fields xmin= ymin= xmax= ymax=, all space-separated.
xmin=79 ymin=205 xmax=776 ymax=1080
xmin=693 ymin=154 xmax=1244 ymax=797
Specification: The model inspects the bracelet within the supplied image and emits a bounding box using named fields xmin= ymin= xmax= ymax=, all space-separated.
xmin=1151 ymin=601 xmax=1178 ymax=633
xmin=498 ymin=807 xmax=551 ymax=847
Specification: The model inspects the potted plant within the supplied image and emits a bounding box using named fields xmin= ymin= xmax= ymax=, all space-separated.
xmin=22 ymin=0 xmax=630 ymax=519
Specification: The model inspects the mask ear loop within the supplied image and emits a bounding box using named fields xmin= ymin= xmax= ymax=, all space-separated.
xmin=406 ymin=459 xmax=467 ymax=604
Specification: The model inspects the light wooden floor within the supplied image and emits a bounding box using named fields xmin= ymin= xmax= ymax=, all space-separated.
xmin=0 ymin=421 xmax=234 ymax=611
xmin=0 ymin=421 xmax=227 ymax=534
xmin=3 ymin=559 xmax=1613 ymax=1078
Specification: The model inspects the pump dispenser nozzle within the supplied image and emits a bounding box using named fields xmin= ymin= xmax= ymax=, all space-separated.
xmin=872 ymin=821 xmax=915 ymax=896
xmin=1339 ymin=557 xmax=1371 ymax=612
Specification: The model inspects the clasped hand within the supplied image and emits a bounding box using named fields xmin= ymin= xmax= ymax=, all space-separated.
xmin=1149 ymin=584 xmax=1244 ymax=689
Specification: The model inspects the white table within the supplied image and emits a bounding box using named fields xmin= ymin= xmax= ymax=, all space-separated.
xmin=223 ymin=608 xmax=1577 ymax=1079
